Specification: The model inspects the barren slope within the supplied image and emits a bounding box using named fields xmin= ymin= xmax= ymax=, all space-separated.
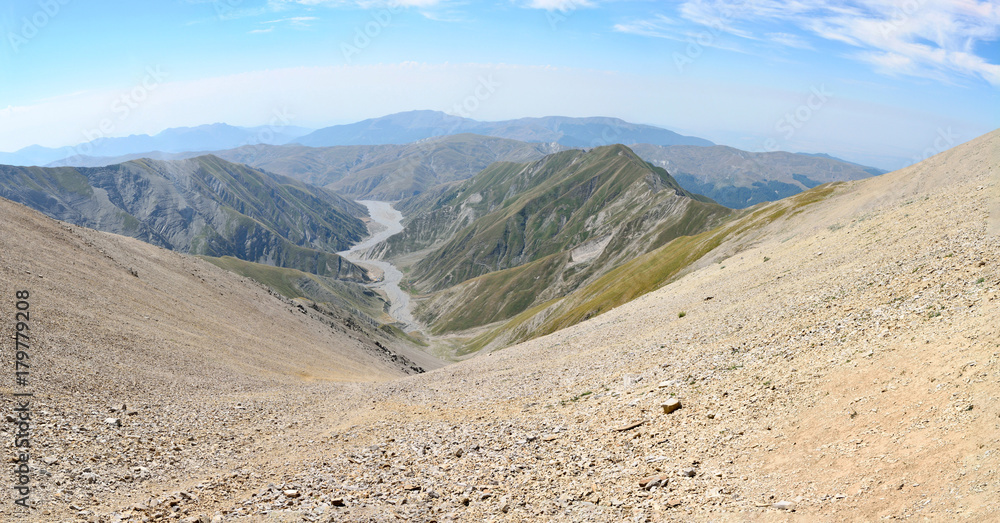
xmin=1 ymin=129 xmax=997 ymax=522
xmin=0 ymin=198 xmax=429 ymax=520
xmin=201 ymin=129 xmax=992 ymax=521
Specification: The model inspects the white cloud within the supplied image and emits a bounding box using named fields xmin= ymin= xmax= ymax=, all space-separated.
xmin=675 ymin=0 xmax=1000 ymax=86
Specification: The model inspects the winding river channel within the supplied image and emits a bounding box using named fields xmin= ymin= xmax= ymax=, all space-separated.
xmin=337 ymin=201 xmax=420 ymax=333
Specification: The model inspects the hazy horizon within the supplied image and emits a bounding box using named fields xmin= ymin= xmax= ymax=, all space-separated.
xmin=2 ymin=1 xmax=998 ymax=170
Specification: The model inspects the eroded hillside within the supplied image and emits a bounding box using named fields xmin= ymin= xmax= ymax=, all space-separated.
xmin=0 ymin=155 xmax=368 ymax=279
xmin=378 ymin=144 xmax=733 ymax=345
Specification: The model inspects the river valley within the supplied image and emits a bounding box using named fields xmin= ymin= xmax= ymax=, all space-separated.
xmin=338 ymin=201 xmax=421 ymax=333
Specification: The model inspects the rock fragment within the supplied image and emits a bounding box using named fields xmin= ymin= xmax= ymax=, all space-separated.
xmin=639 ymin=473 xmax=670 ymax=489
xmin=661 ymin=398 xmax=682 ymax=414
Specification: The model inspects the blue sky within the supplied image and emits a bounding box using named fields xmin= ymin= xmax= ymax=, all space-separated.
xmin=1 ymin=0 xmax=997 ymax=169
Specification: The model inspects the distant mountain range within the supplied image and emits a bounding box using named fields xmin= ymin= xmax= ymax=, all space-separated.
xmin=51 ymin=134 xmax=564 ymax=200
xmin=6 ymin=111 xmax=711 ymax=168
xmin=293 ymin=110 xmax=714 ymax=148
xmin=0 ymin=123 xmax=312 ymax=167
xmin=47 ymin=133 xmax=882 ymax=207
xmin=0 ymin=155 xmax=368 ymax=279
xmin=631 ymin=145 xmax=885 ymax=208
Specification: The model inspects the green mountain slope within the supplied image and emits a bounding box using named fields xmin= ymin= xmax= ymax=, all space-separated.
xmin=381 ymin=144 xmax=734 ymax=339
xmin=0 ymin=155 xmax=369 ymax=279
xmin=461 ymin=182 xmax=843 ymax=353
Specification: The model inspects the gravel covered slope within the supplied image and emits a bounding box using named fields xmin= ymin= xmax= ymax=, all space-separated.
xmin=0 ymin=198 xmax=421 ymax=521
xmin=0 ymin=129 xmax=997 ymax=522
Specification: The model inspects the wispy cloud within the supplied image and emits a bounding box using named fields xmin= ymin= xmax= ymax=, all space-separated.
xmin=766 ymin=32 xmax=813 ymax=50
xmin=249 ymin=27 xmax=275 ymax=34
xmin=613 ymin=13 xmax=755 ymax=56
xmin=674 ymin=0 xmax=1000 ymax=86
xmin=265 ymin=16 xmax=319 ymax=24
xmin=613 ymin=15 xmax=678 ymax=39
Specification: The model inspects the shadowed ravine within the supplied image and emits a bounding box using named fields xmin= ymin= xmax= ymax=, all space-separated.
xmin=338 ymin=200 xmax=421 ymax=333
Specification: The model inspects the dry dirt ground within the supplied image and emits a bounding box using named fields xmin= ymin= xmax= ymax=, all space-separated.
xmin=1 ymin=129 xmax=998 ymax=522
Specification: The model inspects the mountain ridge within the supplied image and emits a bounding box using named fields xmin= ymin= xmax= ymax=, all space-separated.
xmin=375 ymin=144 xmax=734 ymax=344
xmin=631 ymin=144 xmax=884 ymax=208
xmin=0 ymin=123 xmax=312 ymax=166
xmin=0 ymin=155 xmax=369 ymax=279
xmin=294 ymin=110 xmax=714 ymax=148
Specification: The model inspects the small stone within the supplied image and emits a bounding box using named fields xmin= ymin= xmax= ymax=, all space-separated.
xmin=104 ymin=418 xmax=122 ymax=427
xmin=42 ymin=457 xmax=58 ymax=466
xmin=283 ymin=489 xmax=299 ymax=498
xmin=772 ymin=500 xmax=796 ymax=510
xmin=681 ymin=468 xmax=696 ymax=478
xmin=211 ymin=516 xmax=224 ymax=523
xmin=454 ymin=447 xmax=464 ymax=458
xmin=331 ymin=498 xmax=345 ymax=507
xmin=661 ymin=398 xmax=682 ymax=414
xmin=658 ymin=381 xmax=670 ymax=389
xmin=707 ymin=412 xmax=716 ymax=419
xmin=638 ymin=473 xmax=670 ymax=490
xmin=81 ymin=472 xmax=98 ymax=483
